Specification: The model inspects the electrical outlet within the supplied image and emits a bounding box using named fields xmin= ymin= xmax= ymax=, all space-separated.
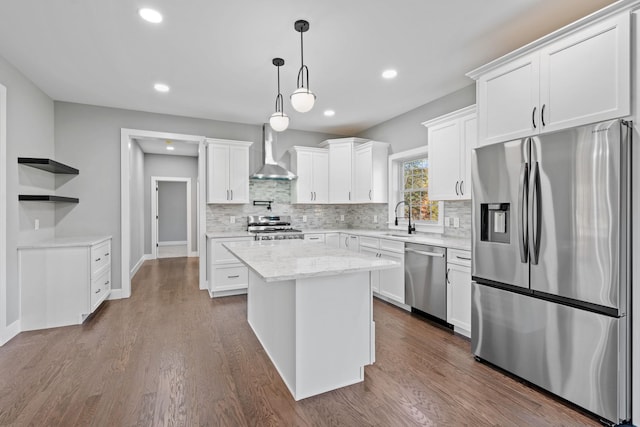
xmin=340 ymin=215 xmax=345 ymax=222
xmin=302 ymin=215 xmax=307 ymax=222
xmin=230 ymin=216 xmax=235 ymax=224
xmin=453 ymin=217 xmax=460 ymax=228
xmin=444 ymin=217 xmax=450 ymax=227
xmin=34 ymin=219 xmax=39 ymax=230
xmin=373 ymin=215 xmax=378 ymax=223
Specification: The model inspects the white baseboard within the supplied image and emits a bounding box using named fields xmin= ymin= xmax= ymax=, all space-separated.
xmin=108 ymin=289 xmax=124 ymax=300
xmin=0 ymin=319 xmax=21 ymax=346
xmin=130 ymin=254 xmax=153 ymax=278
xmin=158 ymin=240 xmax=187 ymax=246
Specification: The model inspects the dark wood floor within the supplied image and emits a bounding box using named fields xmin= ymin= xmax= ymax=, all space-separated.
xmin=0 ymin=257 xmax=598 ymax=426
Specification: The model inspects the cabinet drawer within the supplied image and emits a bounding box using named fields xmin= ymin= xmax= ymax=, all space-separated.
xmin=379 ymin=239 xmax=404 ymax=254
xmin=304 ymin=233 xmax=325 ymax=243
xmin=213 ymin=266 xmax=248 ymax=290
xmin=359 ymin=236 xmax=378 ymax=249
xmin=91 ymin=241 xmax=111 ymax=275
xmin=448 ymin=249 xmax=472 ymax=267
xmin=91 ymin=268 xmax=111 ymax=311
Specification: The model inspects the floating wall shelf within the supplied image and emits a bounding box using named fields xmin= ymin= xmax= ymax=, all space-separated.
xmin=18 ymin=157 xmax=79 ymax=174
xmin=18 ymin=195 xmax=79 ymax=203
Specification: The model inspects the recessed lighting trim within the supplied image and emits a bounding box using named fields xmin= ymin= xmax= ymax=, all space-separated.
xmin=166 ymin=146 xmax=175 ymax=151
xmin=154 ymin=83 xmax=170 ymax=93
xmin=139 ymin=8 xmax=163 ymax=23
xmin=382 ymin=69 xmax=398 ymax=79
xmin=324 ymin=110 xmax=335 ymax=117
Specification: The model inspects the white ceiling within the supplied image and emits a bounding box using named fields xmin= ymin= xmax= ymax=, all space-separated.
xmin=0 ymin=0 xmax=616 ymax=135
xmin=135 ymin=137 xmax=199 ymax=157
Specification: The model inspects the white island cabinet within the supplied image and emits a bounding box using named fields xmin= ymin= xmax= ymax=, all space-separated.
xmin=19 ymin=236 xmax=112 ymax=331
xmin=224 ymin=239 xmax=398 ymax=401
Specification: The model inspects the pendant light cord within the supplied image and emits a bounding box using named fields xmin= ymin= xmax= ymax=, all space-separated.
xmin=297 ymin=29 xmax=310 ymax=91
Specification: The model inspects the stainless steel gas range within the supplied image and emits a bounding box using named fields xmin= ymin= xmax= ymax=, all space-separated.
xmin=247 ymin=215 xmax=304 ymax=241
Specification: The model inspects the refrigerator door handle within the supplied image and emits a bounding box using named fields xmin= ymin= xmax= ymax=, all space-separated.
xmin=529 ymin=161 xmax=541 ymax=265
xmin=518 ymin=162 xmax=529 ymax=263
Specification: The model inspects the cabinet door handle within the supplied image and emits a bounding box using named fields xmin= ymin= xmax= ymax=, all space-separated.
xmin=105 ymin=252 xmax=110 ymax=256
xmin=105 ymin=280 xmax=110 ymax=285
xmin=460 ymin=180 xmax=464 ymax=196
xmin=313 ymin=191 xmax=316 ymax=201
xmin=95 ymin=288 xmax=101 ymax=294
xmin=532 ymin=106 xmax=537 ymax=129
xmin=226 ymin=190 xmax=229 ymax=200
xmin=230 ymin=189 xmax=233 ymax=200
xmin=348 ymin=191 xmax=351 ymax=201
xmin=95 ymin=257 xmax=101 ymax=262
xmin=227 ymin=275 xmax=240 ymax=279
xmin=309 ymin=237 xmax=320 ymax=240
xmin=456 ymin=255 xmax=472 ymax=261
xmin=369 ymin=190 xmax=372 ymax=200
xmin=455 ymin=181 xmax=459 ymax=196
xmin=541 ymin=104 xmax=546 ymax=127
xmin=446 ymin=268 xmax=451 ymax=284
xmin=345 ymin=236 xmax=349 ymax=247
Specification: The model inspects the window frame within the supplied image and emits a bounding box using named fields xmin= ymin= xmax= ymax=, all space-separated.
xmin=387 ymin=146 xmax=444 ymax=234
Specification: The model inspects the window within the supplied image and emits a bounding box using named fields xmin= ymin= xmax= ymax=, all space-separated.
xmin=388 ymin=146 xmax=443 ymax=233
xmin=402 ymin=158 xmax=439 ymax=223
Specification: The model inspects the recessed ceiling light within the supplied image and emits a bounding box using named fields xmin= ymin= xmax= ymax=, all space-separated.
xmin=139 ymin=8 xmax=163 ymax=23
xmin=382 ymin=69 xmax=398 ymax=79
xmin=324 ymin=110 xmax=335 ymax=117
xmin=166 ymin=146 xmax=175 ymax=151
xmin=154 ymin=83 xmax=170 ymax=93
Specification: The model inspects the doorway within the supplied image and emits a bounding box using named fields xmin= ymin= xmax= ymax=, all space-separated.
xmin=151 ymin=177 xmax=192 ymax=259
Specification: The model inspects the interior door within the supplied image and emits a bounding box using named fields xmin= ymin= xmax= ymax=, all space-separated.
xmin=529 ymin=120 xmax=624 ymax=311
xmin=471 ymin=138 xmax=529 ymax=289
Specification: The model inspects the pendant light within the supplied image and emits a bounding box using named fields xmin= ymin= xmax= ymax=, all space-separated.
xmin=290 ymin=19 xmax=316 ymax=113
xmin=269 ymin=58 xmax=289 ymax=132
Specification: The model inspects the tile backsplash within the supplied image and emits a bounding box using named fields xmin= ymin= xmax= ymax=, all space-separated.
xmin=206 ymin=180 xmax=471 ymax=240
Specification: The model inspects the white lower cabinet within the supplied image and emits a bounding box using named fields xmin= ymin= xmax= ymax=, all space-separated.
xmin=340 ymin=233 xmax=360 ymax=252
xmin=324 ymin=233 xmax=340 ymax=248
xmin=19 ymin=237 xmax=112 ymax=331
xmin=446 ymin=248 xmax=472 ymax=337
xmin=208 ymin=236 xmax=253 ymax=297
xmin=359 ymin=236 xmax=405 ymax=305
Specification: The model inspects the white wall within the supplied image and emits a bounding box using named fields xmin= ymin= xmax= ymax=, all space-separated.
xmin=144 ymin=154 xmax=197 ymax=253
xmin=157 ymin=181 xmax=187 ymax=243
xmin=0 ymin=54 xmax=55 ymax=328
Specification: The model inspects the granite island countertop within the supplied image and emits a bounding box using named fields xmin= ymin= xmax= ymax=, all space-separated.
xmin=223 ymin=239 xmax=399 ymax=282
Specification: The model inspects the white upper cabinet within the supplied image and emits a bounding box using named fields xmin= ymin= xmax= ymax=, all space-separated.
xmin=423 ymin=105 xmax=477 ymax=200
xmin=471 ymin=11 xmax=630 ymax=146
xmin=354 ymin=141 xmax=390 ymax=203
xmin=206 ymin=139 xmax=253 ymax=204
xmin=288 ymin=146 xmax=329 ymax=204
xmin=323 ymin=137 xmax=389 ymax=204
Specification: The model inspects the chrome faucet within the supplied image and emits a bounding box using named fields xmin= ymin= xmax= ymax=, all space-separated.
xmin=394 ymin=201 xmax=416 ymax=234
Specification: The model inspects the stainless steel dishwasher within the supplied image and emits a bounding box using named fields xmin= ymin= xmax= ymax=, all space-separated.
xmin=404 ymin=243 xmax=447 ymax=321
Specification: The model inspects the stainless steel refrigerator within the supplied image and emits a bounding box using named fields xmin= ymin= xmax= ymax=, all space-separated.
xmin=470 ymin=119 xmax=631 ymax=425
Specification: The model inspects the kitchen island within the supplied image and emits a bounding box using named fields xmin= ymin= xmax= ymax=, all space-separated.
xmin=223 ymin=239 xmax=399 ymax=400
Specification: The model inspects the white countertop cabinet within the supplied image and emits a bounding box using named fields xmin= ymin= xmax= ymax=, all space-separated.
xmin=208 ymin=236 xmax=253 ymax=297
xmin=289 ymin=146 xmax=329 ymax=204
xmin=206 ymin=139 xmax=252 ymax=204
xmin=472 ymin=12 xmax=630 ymax=146
xmin=423 ymin=106 xmax=477 ymax=200
xmin=19 ymin=237 xmax=112 ymax=331
xmin=446 ymin=248 xmax=472 ymax=338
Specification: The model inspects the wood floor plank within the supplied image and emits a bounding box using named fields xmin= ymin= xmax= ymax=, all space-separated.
xmin=0 ymin=257 xmax=601 ymax=426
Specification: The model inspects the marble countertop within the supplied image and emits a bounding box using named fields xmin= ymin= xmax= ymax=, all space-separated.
xmin=223 ymin=240 xmax=399 ymax=282
xmin=207 ymin=228 xmax=470 ymax=251
xmin=18 ymin=235 xmax=112 ymax=249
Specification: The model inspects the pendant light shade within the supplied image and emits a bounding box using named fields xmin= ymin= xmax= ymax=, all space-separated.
xmin=269 ymin=58 xmax=289 ymax=132
xmin=291 ymin=20 xmax=316 ymax=113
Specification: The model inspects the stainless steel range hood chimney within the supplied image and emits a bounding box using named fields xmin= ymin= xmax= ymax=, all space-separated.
xmin=250 ymin=124 xmax=297 ymax=180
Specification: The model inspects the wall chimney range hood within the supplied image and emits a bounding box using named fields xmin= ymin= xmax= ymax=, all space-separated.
xmin=250 ymin=124 xmax=297 ymax=180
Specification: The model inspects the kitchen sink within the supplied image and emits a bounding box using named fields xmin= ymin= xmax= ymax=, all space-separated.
xmin=385 ymin=233 xmax=416 ymax=238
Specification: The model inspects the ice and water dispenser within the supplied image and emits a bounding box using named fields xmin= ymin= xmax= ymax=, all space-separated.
xmin=480 ymin=203 xmax=510 ymax=243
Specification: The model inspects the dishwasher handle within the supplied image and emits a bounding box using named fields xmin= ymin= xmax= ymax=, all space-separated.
xmin=405 ymin=248 xmax=445 ymax=258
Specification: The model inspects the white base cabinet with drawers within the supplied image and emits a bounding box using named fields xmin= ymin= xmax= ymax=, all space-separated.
xmin=208 ymin=236 xmax=253 ymax=297
xmin=18 ymin=237 xmax=112 ymax=331
xmin=446 ymin=248 xmax=472 ymax=338
xmin=359 ymin=236 xmax=407 ymax=307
